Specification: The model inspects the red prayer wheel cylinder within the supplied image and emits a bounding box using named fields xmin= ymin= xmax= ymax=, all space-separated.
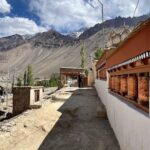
xmin=111 ymin=76 xmax=115 ymax=90
xmin=120 ymin=76 xmax=127 ymax=95
xmin=138 ymin=76 xmax=149 ymax=104
xmin=114 ymin=76 xmax=117 ymax=91
xmin=127 ymin=75 xmax=138 ymax=100
xmin=115 ymin=76 xmax=120 ymax=92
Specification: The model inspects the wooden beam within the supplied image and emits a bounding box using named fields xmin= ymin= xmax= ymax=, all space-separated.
xmin=109 ymin=64 xmax=150 ymax=76
xmin=135 ymin=60 xmax=144 ymax=67
xmin=127 ymin=63 xmax=135 ymax=69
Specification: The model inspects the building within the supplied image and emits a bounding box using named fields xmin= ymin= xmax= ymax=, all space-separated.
xmin=96 ymin=48 xmax=115 ymax=80
xmin=60 ymin=67 xmax=88 ymax=87
xmin=95 ymin=18 xmax=150 ymax=150
xmin=13 ymin=86 xmax=43 ymax=115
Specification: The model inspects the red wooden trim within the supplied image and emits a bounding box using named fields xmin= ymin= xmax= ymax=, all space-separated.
xmin=109 ymin=64 xmax=150 ymax=75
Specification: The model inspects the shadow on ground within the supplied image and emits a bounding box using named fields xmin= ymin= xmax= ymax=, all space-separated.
xmin=38 ymin=88 xmax=120 ymax=150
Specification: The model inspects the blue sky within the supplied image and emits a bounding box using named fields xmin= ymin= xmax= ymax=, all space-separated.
xmin=0 ymin=0 xmax=149 ymax=37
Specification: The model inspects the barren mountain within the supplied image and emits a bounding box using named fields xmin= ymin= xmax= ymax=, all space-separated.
xmin=0 ymin=28 xmax=126 ymax=79
xmin=31 ymin=30 xmax=79 ymax=48
xmin=0 ymin=15 xmax=149 ymax=79
xmin=0 ymin=34 xmax=26 ymax=51
xmin=79 ymin=14 xmax=149 ymax=39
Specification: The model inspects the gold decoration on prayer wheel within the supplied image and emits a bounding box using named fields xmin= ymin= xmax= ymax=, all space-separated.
xmin=127 ymin=75 xmax=138 ymax=100
xmin=138 ymin=76 xmax=149 ymax=105
xmin=120 ymin=76 xmax=127 ymax=95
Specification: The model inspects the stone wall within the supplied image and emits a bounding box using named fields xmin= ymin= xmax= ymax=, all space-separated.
xmin=13 ymin=87 xmax=43 ymax=115
xmin=13 ymin=87 xmax=30 ymax=115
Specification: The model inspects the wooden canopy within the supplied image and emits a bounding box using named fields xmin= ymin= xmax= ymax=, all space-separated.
xmin=60 ymin=67 xmax=85 ymax=76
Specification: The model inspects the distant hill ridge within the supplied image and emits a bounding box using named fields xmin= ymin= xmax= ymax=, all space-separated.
xmin=79 ymin=14 xmax=149 ymax=39
xmin=0 ymin=14 xmax=149 ymax=78
xmin=0 ymin=14 xmax=149 ymax=51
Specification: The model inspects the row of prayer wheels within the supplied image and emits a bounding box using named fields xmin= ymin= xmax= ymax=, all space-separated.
xmin=109 ymin=74 xmax=149 ymax=106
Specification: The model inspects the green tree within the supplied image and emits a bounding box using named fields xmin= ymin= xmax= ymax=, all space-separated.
xmin=35 ymin=74 xmax=60 ymax=87
xmin=17 ymin=77 xmax=22 ymax=86
xmin=95 ymin=48 xmax=103 ymax=60
xmin=49 ymin=74 xmax=60 ymax=87
xmin=27 ymin=65 xmax=34 ymax=86
xmin=23 ymin=70 xmax=27 ymax=86
xmin=80 ymin=45 xmax=85 ymax=68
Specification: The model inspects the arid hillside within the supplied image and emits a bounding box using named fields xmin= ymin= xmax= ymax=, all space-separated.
xmin=0 ymin=15 xmax=149 ymax=78
xmin=0 ymin=27 xmax=130 ymax=78
xmin=0 ymin=29 xmax=105 ymax=78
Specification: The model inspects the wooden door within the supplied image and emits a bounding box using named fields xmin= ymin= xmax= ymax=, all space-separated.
xmin=35 ymin=90 xmax=40 ymax=102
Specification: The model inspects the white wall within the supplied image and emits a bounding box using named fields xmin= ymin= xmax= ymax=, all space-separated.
xmin=95 ymin=79 xmax=150 ymax=150
xmin=95 ymin=79 xmax=107 ymax=106
xmin=30 ymin=88 xmax=43 ymax=105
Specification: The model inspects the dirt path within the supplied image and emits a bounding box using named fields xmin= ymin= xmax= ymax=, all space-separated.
xmin=39 ymin=88 xmax=120 ymax=150
xmin=0 ymin=87 xmax=120 ymax=150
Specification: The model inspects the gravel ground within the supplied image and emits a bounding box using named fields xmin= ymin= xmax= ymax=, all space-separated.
xmin=0 ymin=87 xmax=120 ymax=150
xmin=39 ymin=87 xmax=120 ymax=150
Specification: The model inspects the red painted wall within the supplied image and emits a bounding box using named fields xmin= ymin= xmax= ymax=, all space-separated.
xmin=107 ymin=25 xmax=150 ymax=68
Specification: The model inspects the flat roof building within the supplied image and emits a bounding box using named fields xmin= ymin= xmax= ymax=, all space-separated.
xmin=13 ymin=86 xmax=43 ymax=115
xmin=60 ymin=67 xmax=87 ymax=87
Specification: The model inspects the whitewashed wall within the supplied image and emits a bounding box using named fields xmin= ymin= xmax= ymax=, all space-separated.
xmin=95 ymin=79 xmax=150 ymax=150
xmin=30 ymin=88 xmax=43 ymax=105
xmin=95 ymin=79 xmax=107 ymax=106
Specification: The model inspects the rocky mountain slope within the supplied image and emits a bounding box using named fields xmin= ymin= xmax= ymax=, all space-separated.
xmin=0 ymin=27 xmax=128 ymax=78
xmin=69 ymin=27 xmax=87 ymax=38
xmin=0 ymin=14 xmax=149 ymax=79
xmin=79 ymin=14 xmax=149 ymax=39
xmin=0 ymin=34 xmax=26 ymax=51
xmin=31 ymin=30 xmax=79 ymax=48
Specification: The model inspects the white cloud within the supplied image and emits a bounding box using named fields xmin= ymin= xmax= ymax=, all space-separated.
xmin=29 ymin=0 xmax=101 ymax=32
xmin=104 ymin=0 xmax=150 ymax=18
xmin=0 ymin=17 xmax=46 ymax=37
xmin=0 ymin=0 xmax=11 ymax=13
xmin=29 ymin=0 xmax=149 ymax=33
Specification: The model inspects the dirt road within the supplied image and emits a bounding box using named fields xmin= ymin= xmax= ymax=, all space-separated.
xmin=0 ymin=87 xmax=120 ymax=150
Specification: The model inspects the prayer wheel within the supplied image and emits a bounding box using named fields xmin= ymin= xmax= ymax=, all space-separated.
xmin=138 ymin=76 xmax=149 ymax=105
xmin=111 ymin=76 xmax=115 ymax=90
xmin=127 ymin=75 xmax=138 ymax=100
xmin=115 ymin=76 xmax=120 ymax=92
xmin=120 ymin=76 xmax=127 ymax=95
